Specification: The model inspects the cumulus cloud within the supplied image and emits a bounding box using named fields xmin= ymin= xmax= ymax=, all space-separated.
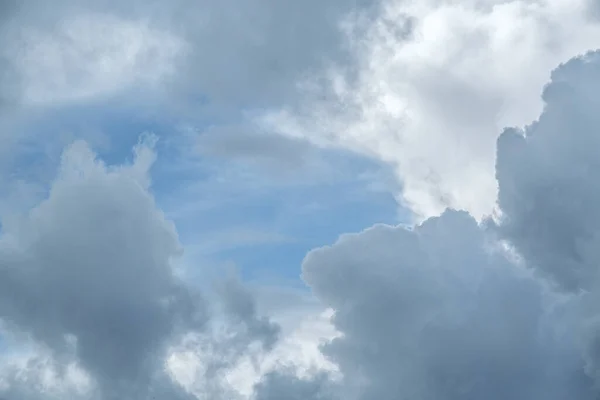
xmin=0 ymin=135 xmax=204 ymax=399
xmin=297 ymin=210 xmax=577 ymax=400
xmin=254 ymin=50 xmax=600 ymax=399
xmin=0 ymin=133 xmax=295 ymax=400
xmin=261 ymin=0 xmax=600 ymax=220
xmin=253 ymin=370 xmax=335 ymax=400
xmin=495 ymin=50 xmax=600 ymax=292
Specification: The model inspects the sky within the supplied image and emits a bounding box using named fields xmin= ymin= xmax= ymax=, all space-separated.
xmin=3 ymin=0 xmax=600 ymax=399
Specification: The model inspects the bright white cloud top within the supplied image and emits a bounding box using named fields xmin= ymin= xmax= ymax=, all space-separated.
xmin=2 ymin=0 xmax=600 ymax=399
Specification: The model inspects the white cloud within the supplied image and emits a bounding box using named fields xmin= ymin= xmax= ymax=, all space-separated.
xmin=167 ymin=303 xmax=338 ymax=399
xmin=261 ymin=0 xmax=600 ymax=220
xmin=0 ymin=344 xmax=93 ymax=399
xmin=5 ymin=12 xmax=184 ymax=106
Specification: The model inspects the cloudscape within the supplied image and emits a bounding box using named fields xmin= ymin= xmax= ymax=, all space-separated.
xmin=2 ymin=0 xmax=600 ymax=399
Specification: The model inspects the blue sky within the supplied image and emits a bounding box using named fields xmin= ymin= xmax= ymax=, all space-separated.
xmin=7 ymin=98 xmax=404 ymax=288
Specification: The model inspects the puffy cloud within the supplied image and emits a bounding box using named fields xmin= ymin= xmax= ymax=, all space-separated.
xmin=495 ymin=51 xmax=600 ymax=291
xmin=297 ymin=210 xmax=591 ymax=400
xmin=0 ymin=135 xmax=204 ymax=399
xmin=255 ymin=50 xmax=600 ymax=399
xmin=261 ymin=0 xmax=600 ymax=220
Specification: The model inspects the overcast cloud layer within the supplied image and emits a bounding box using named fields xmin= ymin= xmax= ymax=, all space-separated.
xmin=4 ymin=0 xmax=600 ymax=399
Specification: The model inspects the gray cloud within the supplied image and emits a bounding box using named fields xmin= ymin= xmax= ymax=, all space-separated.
xmin=254 ymin=50 xmax=600 ymax=400
xmin=495 ymin=50 xmax=600 ymax=292
xmin=0 ymin=0 xmax=380 ymax=111
xmin=0 ymin=137 xmax=203 ymax=399
xmin=0 ymin=0 xmax=19 ymax=109
xmin=217 ymin=275 xmax=281 ymax=352
xmin=195 ymin=124 xmax=315 ymax=170
xmin=253 ymin=370 xmax=335 ymax=400
xmin=163 ymin=0 xmax=379 ymax=109
xmin=0 ymin=0 xmax=383 ymax=182
xmin=0 ymin=135 xmax=283 ymax=400
xmin=297 ymin=210 xmax=591 ymax=400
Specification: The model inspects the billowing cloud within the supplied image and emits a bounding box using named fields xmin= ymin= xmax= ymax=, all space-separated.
xmin=0 ymin=136 xmax=204 ymax=399
xmin=261 ymin=0 xmax=600 ymax=220
xmin=8 ymin=0 xmax=600 ymax=221
xmin=495 ymin=50 xmax=600 ymax=292
xmin=297 ymin=210 xmax=588 ymax=400
xmin=254 ymin=50 xmax=600 ymax=399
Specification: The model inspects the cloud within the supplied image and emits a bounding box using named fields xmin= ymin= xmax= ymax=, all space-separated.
xmin=4 ymin=11 xmax=183 ymax=106
xmin=0 ymin=1 xmax=20 ymax=110
xmin=0 ymin=134 xmax=292 ymax=400
xmin=0 ymin=0 xmax=380 ymax=112
xmin=0 ymin=136 xmax=204 ymax=399
xmin=495 ymin=50 xmax=600 ymax=292
xmin=254 ymin=49 xmax=600 ymax=400
xmin=0 ymin=0 xmax=386 ymax=193
xmin=194 ymin=124 xmax=317 ymax=172
xmin=217 ymin=275 xmax=281 ymax=352
xmin=163 ymin=0 xmax=381 ymax=109
xmin=296 ymin=210 xmax=587 ymax=400
xmin=260 ymin=0 xmax=600 ymax=220
xmin=0 ymin=349 xmax=92 ymax=400
xmin=167 ymin=290 xmax=338 ymax=400
xmin=9 ymin=0 xmax=600 ymax=223
xmin=253 ymin=370 xmax=335 ymax=400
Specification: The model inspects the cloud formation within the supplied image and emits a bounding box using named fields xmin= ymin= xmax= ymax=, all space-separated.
xmin=261 ymin=0 xmax=600 ymax=220
xmin=0 ymin=135 xmax=203 ymax=399
xmin=0 ymin=0 xmax=379 ymax=111
xmin=7 ymin=1 xmax=600 ymax=400
xmin=253 ymin=49 xmax=600 ymax=400
xmin=495 ymin=50 xmax=600 ymax=292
